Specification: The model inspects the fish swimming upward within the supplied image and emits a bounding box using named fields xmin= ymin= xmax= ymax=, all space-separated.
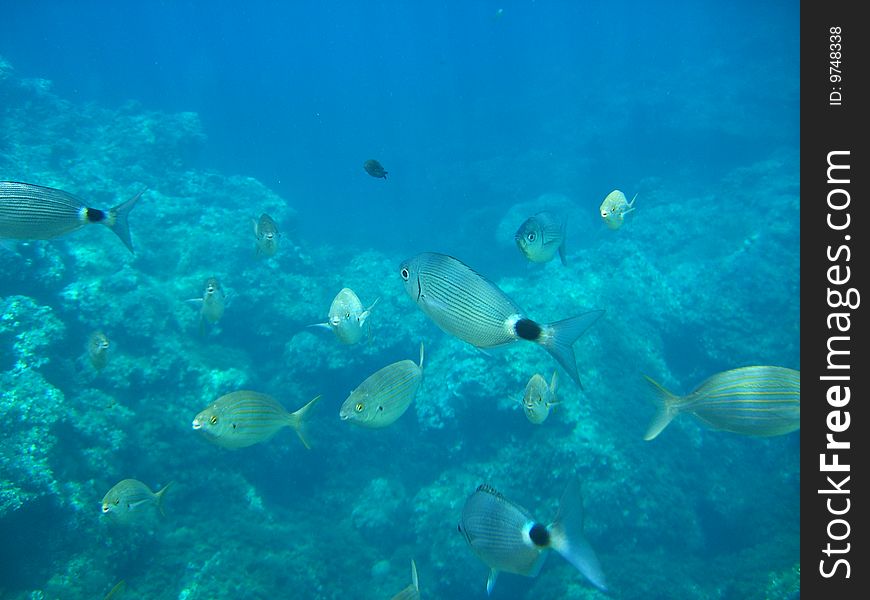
xmin=643 ymin=366 xmax=800 ymax=440
xmin=187 ymin=277 xmax=226 ymax=335
xmin=458 ymin=479 xmax=607 ymax=594
xmin=0 ymin=181 xmax=143 ymax=252
xmin=87 ymin=331 xmax=111 ymax=370
xmin=399 ymin=252 xmax=602 ymax=387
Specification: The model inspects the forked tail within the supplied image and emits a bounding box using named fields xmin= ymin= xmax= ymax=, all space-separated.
xmin=539 ymin=310 xmax=604 ymax=388
xmin=288 ymin=394 xmax=323 ymax=449
xmin=643 ymin=375 xmax=681 ymax=441
xmin=548 ymin=478 xmax=608 ymax=593
xmin=105 ymin=189 xmax=144 ymax=253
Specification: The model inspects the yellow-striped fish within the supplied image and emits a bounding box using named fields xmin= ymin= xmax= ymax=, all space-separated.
xmin=192 ymin=391 xmax=321 ymax=449
xmin=599 ymin=189 xmax=636 ymax=230
xmin=643 ymin=366 xmax=800 ymax=440
xmin=103 ymin=579 xmax=126 ymax=600
xmin=340 ymin=343 xmax=424 ymax=428
xmin=0 ymin=181 xmax=142 ymax=252
xmin=101 ymin=479 xmax=172 ymax=523
xmin=390 ymin=559 xmax=420 ymax=600
xmin=399 ymin=252 xmax=602 ymax=387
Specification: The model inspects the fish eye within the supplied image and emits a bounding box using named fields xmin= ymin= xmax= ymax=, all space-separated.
xmin=345 ymin=311 xmax=351 ymax=319
xmin=400 ymin=267 xmax=410 ymax=281
xmin=210 ymin=415 xmax=218 ymax=425
xmin=355 ymin=402 xmax=365 ymax=412
xmin=527 ymin=232 xmax=536 ymax=242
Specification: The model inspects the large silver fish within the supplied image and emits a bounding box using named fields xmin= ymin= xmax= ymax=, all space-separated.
xmin=309 ymin=287 xmax=379 ymax=345
xmin=399 ymin=252 xmax=602 ymax=387
xmin=458 ymin=479 xmax=607 ymax=594
xmin=643 ymin=365 xmax=800 ymax=440
xmin=101 ymin=479 xmax=172 ymax=524
xmin=339 ymin=343 xmax=424 ymax=428
xmin=192 ymin=391 xmax=321 ymax=449
xmin=514 ymin=212 xmax=567 ymax=265
xmin=0 ymin=181 xmax=142 ymax=252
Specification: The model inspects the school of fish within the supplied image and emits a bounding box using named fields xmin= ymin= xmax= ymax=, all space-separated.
xmin=4 ymin=156 xmax=797 ymax=596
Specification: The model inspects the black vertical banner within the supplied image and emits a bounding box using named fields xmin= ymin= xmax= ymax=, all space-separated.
xmin=801 ymin=1 xmax=866 ymax=598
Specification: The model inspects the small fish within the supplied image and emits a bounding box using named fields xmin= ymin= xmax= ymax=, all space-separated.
xmin=186 ymin=277 xmax=226 ymax=334
xmin=88 ymin=331 xmax=111 ymax=370
xmin=521 ymin=371 xmax=560 ymax=424
xmin=308 ymin=287 xmax=379 ymax=345
xmin=599 ymin=189 xmax=637 ymax=230
xmin=0 ymin=181 xmax=142 ymax=252
xmin=399 ymin=252 xmax=603 ymax=387
xmin=101 ymin=479 xmax=172 ymax=523
xmin=458 ymin=479 xmax=607 ymax=594
xmin=390 ymin=559 xmax=420 ymax=600
xmin=514 ymin=212 xmax=567 ymax=265
xmin=192 ymin=391 xmax=322 ymax=449
xmin=340 ymin=343 xmax=424 ymax=428
xmin=253 ymin=213 xmax=279 ymax=257
xmin=364 ymin=159 xmax=388 ymax=179
xmin=643 ymin=366 xmax=800 ymax=440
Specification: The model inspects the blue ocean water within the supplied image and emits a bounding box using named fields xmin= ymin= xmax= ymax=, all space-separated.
xmin=1 ymin=1 xmax=799 ymax=599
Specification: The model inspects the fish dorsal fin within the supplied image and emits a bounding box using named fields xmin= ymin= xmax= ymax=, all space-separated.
xmin=475 ymin=483 xmax=505 ymax=499
xmin=486 ymin=569 xmax=499 ymax=595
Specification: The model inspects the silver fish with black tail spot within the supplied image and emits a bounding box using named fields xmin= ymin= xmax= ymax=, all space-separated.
xmin=0 ymin=181 xmax=142 ymax=252
xmin=399 ymin=252 xmax=602 ymax=387
xmin=514 ymin=211 xmax=567 ymax=265
xmin=458 ymin=479 xmax=607 ymax=595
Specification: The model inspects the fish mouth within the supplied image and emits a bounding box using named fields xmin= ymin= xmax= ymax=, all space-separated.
xmin=192 ymin=419 xmax=202 ymax=430
xmin=101 ymin=504 xmax=110 ymax=513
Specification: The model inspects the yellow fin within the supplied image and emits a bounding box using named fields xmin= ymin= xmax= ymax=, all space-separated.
xmin=643 ymin=375 xmax=681 ymax=441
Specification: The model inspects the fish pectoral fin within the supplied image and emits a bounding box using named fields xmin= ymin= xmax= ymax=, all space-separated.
xmin=185 ymin=298 xmax=204 ymax=307
xmin=486 ymin=569 xmax=499 ymax=596
xmin=306 ymin=322 xmax=332 ymax=331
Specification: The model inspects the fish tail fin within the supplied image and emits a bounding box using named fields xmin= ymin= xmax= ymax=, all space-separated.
xmin=154 ymin=481 xmax=174 ymax=517
xmin=287 ymin=394 xmax=322 ymax=449
xmin=623 ymin=193 xmax=638 ymax=215
xmin=643 ymin=375 xmax=680 ymax=440
xmin=360 ymin=297 xmax=380 ymax=326
xmin=105 ymin=189 xmax=144 ymax=253
xmin=410 ymin=559 xmax=419 ymax=591
xmin=558 ymin=221 xmax=568 ymax=265
xmin=548 ymin=478 xmax=608 ymax=592
xmin=540 ymin=310 xmax=605 ymax=388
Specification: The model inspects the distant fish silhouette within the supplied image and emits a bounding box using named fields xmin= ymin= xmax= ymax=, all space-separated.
xmin=364 ymin=159 xmax=388 ymax=179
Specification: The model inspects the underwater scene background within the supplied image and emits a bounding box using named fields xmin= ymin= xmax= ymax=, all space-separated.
xmin=1 ymin=1 xmax=798 ymax=599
